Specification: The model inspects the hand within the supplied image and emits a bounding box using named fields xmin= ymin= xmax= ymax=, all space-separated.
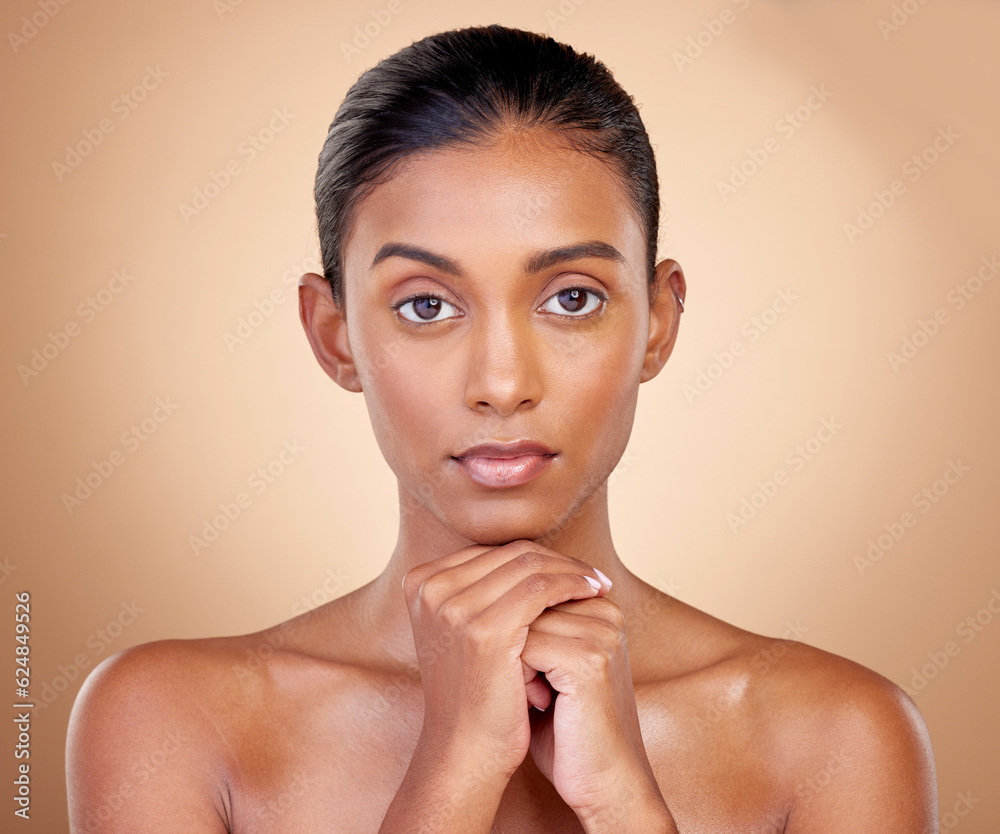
xmin=400 ymin=539 xmax=611 ymax=780
xmin=522 ymin=594 xmax=675 ymax=830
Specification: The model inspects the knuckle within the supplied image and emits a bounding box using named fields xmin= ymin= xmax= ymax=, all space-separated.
xmin=582 ymin=648 xmax=611 ymax=672
xmin=463 ymin=614 xmax=491 ymax=646
xmin=516 ymin=550 xmax=545 ymax=571
xmin=524 ymin=572 xmax=551 ymax=595
xmin=603 ymin=601 xmax=627 ymax=628
xmin=588 ymin=596 xmax=625 ymax=626
xmin=597 ymin=620 xmax=627 ymax=649
xmin=435 ymin=597 xmax=467 ymax=630
xmin=416 ymin=572 xmax=449 ymax=608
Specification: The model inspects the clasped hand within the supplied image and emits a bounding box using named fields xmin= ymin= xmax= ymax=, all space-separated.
xmin=401 ymin=540 xmax=671 ymax=829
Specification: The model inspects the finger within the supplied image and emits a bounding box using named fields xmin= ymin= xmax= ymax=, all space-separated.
xmin=529 ymin=597 xmax=627 ymax=631
xmin=525 ymin=673 xmax=553 ymax=711
xmin=521 ymin=615 xmax=628 ymax=691
xmin=449 ymin=567 xmax=605 ymax=639
xmin=402 ymin=540 xmax=608 ymax=607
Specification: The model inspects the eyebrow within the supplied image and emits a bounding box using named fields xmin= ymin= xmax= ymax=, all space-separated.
xmin=369 ymin=240 xmax=628 ymax=276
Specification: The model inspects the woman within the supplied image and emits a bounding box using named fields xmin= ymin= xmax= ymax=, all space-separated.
xmin=67 ymin=24 xmax=937 ymax=833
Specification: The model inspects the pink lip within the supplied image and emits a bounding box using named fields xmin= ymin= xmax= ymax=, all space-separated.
xmin=452 ymin=441 xmax=557 ymax=488
xmin=454 ymin=453 xmax=555 ymax=488
xmin=454 ymin=440 xmax=555 ymax=459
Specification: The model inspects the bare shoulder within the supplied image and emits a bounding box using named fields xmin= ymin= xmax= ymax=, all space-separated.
xmin=641 ymin=597 xmax=938 ymax=832
xmin=67 ymin=636 xmax=251 ymax=832
xmin=746 ymin=636 xmax=938 ymax=830
xmin=67 ymin=602 xmax=396 ymax=833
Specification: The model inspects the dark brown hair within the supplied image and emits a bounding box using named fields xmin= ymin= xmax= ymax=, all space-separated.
xmin=314 ymin=23 xmax=660 ymax=309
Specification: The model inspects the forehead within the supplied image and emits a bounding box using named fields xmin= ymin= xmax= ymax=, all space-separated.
xmin=342 ymin=131 xmax=644 ymax=280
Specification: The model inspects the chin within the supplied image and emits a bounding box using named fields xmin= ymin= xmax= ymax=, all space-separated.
xmin=455 ymin=525 xmax=547 ymax=548
xmin=446 ymin=511 xmax=558 ymax=548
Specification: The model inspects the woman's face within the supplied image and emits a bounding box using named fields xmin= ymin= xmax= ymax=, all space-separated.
xmin=330 ymin=130 xmax=677 ymax=546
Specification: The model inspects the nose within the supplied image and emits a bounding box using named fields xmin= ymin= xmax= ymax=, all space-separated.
xmin=463 ymin=309 xmax=543 ymax=416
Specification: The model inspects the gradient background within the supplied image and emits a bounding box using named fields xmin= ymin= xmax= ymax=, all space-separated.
xmin=3 ymin=0 xmax=999 ymax=830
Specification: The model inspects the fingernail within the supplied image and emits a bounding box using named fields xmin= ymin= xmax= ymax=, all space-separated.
xmin=532 ymin=704 xmax=545 ymax=712
xmin=585 ymin=575 xmax=601 ymax=591
xmin=593 ymin=568 xmax=613 ymax=589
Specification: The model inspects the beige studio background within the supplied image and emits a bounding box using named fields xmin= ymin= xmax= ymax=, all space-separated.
xmin=2 ymin=0 xmax=999 ymax=830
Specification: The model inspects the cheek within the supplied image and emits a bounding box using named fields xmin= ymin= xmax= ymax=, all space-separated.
xmin=547 ymin=324 xmax=642 ymax=445
xmin=359 ymin=345 xmax=455 ymax=470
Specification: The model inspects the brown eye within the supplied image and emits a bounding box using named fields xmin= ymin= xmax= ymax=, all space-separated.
xmin=395 ymin=294 xmax=459 ymax=324
xmin=541 ymin=287 xmax=606 ymax=317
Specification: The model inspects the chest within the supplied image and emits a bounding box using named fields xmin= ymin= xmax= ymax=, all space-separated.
xmin=221 ymin=682 xmax=786 ymax=833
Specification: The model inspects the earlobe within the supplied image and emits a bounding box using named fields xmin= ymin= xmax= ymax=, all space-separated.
xmin=297 ymin=272 xmax=363 ymax=393
xmin=640 ymin=259 xmax=686 ymax=383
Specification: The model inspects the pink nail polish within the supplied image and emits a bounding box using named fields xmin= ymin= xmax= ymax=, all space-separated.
xmin=585 ymin=575 xmax=601 ymax=591
xmin=593 ymin=568 xmax=612 ymax=588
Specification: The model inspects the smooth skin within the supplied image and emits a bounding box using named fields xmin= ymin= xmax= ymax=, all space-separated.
xmin=67 ymin=129 xmax=937 ymax=832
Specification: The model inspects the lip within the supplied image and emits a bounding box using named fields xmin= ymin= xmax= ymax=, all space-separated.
xmin=452 ymin=441 xmax=557 ymax=489
xmin=454 ymin=440 xmax=555 ymax=459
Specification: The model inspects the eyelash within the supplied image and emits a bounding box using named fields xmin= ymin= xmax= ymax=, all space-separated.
xmin=392 ymin=286 xmax=609 ymax=325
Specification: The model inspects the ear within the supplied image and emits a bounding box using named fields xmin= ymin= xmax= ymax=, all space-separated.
xmin=640 ymin=259 xmax=686 ymax=383
xmin=298 ymin=272 xmax=363 ymax=393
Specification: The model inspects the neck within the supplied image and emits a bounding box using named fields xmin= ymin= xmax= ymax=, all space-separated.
xmin=354 ymin=480 xmax=648 ymax=673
